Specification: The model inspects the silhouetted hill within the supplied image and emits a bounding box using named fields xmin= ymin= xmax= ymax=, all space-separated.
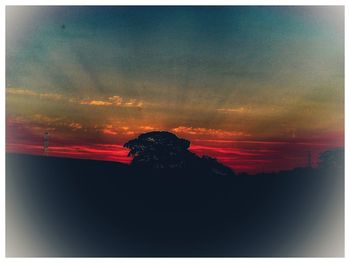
xmin=6 ymin=153 xmax=344 ymax=257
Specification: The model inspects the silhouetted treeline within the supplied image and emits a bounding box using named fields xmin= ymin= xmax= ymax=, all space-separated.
xmin=6 ymin=148 xmax=344 ymax=257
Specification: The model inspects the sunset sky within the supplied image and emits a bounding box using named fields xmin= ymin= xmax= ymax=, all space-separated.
xmin=6 ymin=6 xmax=344 ymax=174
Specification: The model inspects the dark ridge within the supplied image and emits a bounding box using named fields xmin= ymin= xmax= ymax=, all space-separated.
xmin=6 ymin=147 xmax=344 ymax=257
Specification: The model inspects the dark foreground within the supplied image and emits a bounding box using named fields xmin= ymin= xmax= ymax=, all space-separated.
xmin=6 ymin=153 xmax=344 ymax=257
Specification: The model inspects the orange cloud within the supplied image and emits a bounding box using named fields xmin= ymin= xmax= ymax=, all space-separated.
xmin=7 ymin=87 xmax=143 ymax=109
xmin=103 ymin=129 xmax=118 ymax=135
xmin=80 ymin=100 xmax=113 ymax=106
xmin=108 ymin=95 xmax=123 ymax=105
xmin=79 ymin=95 xmax=143 ymax=108
xmin=32 ymin=114 xmax=64 ymax=124
xmin=216 ymin=107 xmax=247 ymax=113
xmin=69 ymin=122 xmax=83 ymax=130
xmin=139 ymin=125 xmax=156 ymax=131
xmin=6 ymin=88 xmax=63 ymax=100
xmin=172 ymin=126 xmax=246 ymax=138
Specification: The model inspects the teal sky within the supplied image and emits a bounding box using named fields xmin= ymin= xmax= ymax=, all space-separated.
xmin=6 ymin=6 xmax=344 ymax=173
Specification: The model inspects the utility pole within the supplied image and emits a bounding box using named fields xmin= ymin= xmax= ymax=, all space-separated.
xmin=44 ymin=131 xmax=49 ymax=155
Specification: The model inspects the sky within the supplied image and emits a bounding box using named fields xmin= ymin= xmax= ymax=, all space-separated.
xmin=6 ymin=6 xmax=344 ymax=174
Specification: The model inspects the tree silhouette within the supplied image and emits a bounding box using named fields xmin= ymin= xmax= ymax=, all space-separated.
xmin=318 ymin=148 xmax=344 ymax=169
xmin=124 ymin=131 xmax=234 ymax=175
xmin=124 ymin=131 xmax=195 ymax=169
